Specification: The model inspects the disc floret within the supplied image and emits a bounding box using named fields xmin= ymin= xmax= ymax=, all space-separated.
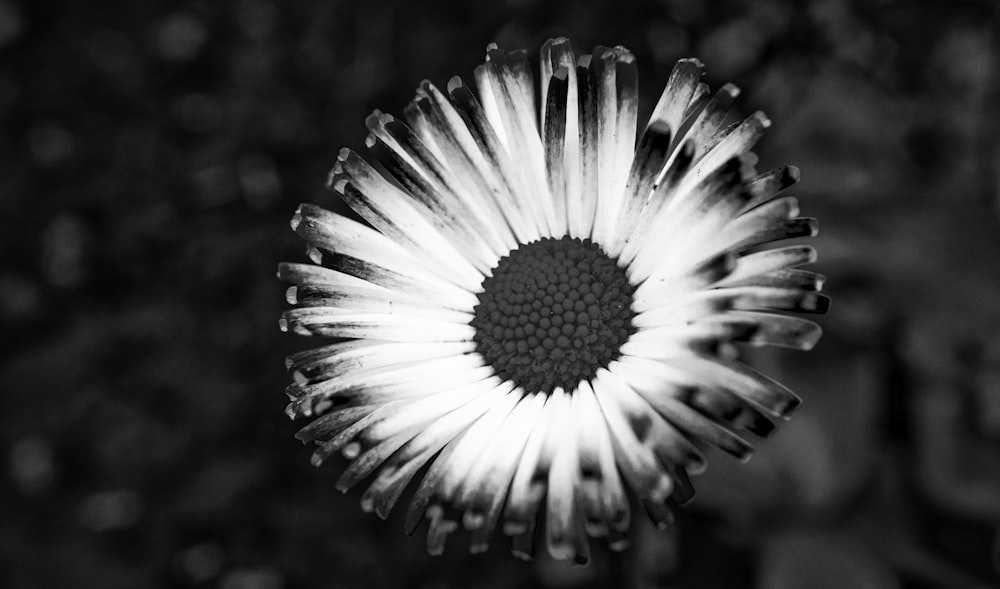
xmin=472 ymin=236 xmax=636 ymax=394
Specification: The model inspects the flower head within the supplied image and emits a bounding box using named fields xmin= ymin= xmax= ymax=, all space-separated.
xmin=279 ymin=38 xmax=827 ymax=563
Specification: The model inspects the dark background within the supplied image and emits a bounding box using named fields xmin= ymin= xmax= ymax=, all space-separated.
xmin=2 ymin=0 xmax=999 ymax=587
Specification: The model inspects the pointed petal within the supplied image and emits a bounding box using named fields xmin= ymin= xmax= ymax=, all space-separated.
xmin=280 ymin=309 xmax=476 ymax=342
xmin=455 ymin=392 xmax=545 ymax=553
xmin=286 ymin=340 xmax=474 ymax=386
xmin=406 ymin=387 xmax=522 ymax=554
xmin=588 ymin=46 xmax=638 ymax=247
xmin=542 ymin=66 xmax=570 ymax=239
xmin=616 ymin=138 xmax=697 ymax=267
xmin=680 ymin=82 xmax=740 ymax=162
xmin=607 ymin=120 xmax=672 ymax=257
xmin=329 ymin=148 xmax=484 ymax=289
xmin=287 ymin=283 xmax=473 ymax=324
xmin=502 ymin=389 xmax=565 ymax=553
xmin=479 ymin=46 xmax=555 ymax=237
xmin=647 ymin=58 xmax=704 ymax=146
xmin=364 ymin=111 xmax=506 ymax=269
xmin=361 ymin=378 xmax=512 ymax=519
xmin=743 ymin=165 xmax=800 ymax=211
xmin=541 ymin=38 xmax=583 ymax=238
xmin=646 ymin=354 xmax=802 ymax=418
xmin=447 ymin=76 xmax=544 ymax=242
xmin=680 ymin=111 xmax=770 ymax=195
xmin=628 ymin=154 xmax=756 ymax=284
xmin=406 ymin=81 xmax=528 ymax=247
xmin=615 ymin=356 xmax=755 ymax=460
xmin=286 ymin=354 xmax=490 ymax=419
xmin=545 ymin=387 xmax=587 ymax=562
xmin=573 ymin=380 xmax=631 ymax=543
xmin=575 ymin=54 xmax=599 ymax=239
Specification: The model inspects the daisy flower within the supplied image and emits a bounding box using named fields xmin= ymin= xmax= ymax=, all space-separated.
xmin=279 ymin=38 xmax=827 ymax=563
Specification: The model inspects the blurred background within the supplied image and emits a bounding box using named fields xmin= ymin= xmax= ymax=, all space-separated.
xmin=1 ymin=0 xmax=999 ymax=587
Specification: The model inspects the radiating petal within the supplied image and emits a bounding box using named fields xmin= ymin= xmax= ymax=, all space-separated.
xmin=286 ymin=340 xmax=475 ymax=386
xmin=446 ymin=76 xmax=544 ymax=242
xmin=478 ymin=45 xmax=555 ymax=237
xmin=279 ymin=38 xmax=827 ymax=563
xmin=454 ymin=391 xmax=545 ymax=553
xmin=405 ymin=81 xmax=526 ymax=247
xmin=541 ymin=38 xmax=582 ymax=238
xmin=286 ymin=354 xmax=490 ymax=419
xmin=503 ymin=388 xmax=564 ymax=558
xmin=588 ymin=46 xmax=638 ymax=248
xmin=329 ymin=148 xmax=484 ymax=289
xmin=361 ymin=378 xmax=513 ymax=519
xmin=365 ymin=110 xmax=510 ymax=266
xmin=406 ymin=387 xmax=523 ymax=554
xmin=607 ymin=120 xmax=673 ymax=257
xmin=573 ymin=380 xmax=631 ymax=546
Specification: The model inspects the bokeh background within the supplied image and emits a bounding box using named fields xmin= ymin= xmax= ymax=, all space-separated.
xmin=2 ymin=0 xmax=999 ymax=587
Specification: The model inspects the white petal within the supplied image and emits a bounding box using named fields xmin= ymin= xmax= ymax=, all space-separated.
xmin=305 ymin=371 xmax=501 ymax=468
xmin=616 ymin=139 xmax=697 ymax=268
xmin=545 ymin=387 xmax=588 ymax=562
xmin=361 ymin=378 xmax=513 ymax=519
xmin=473 ymin=62 xmax=507 ymax=149
xmin=407 ymin=81 xmax=527 ymax=247
xmin=280 ymin=309 xmax=476 ymax=342
xmin=447 ymin=76 xmax=543 ymax=242
xmin=743 ymin=165 xmax=800 ymax=212
xmin=286 ymin=340 xmax=475 ymax=386
xmin=697 ymin=310 xmax=824 ymax=350
xmin=629 ymin=351 xmax=801 ymax=417
xmin=706 ymin=197 xmax=817 ymax=257
xmin=455 ymin=391 xmax=545 ymax=553
xmin=681 ymin=111 xmax=770 ymax=193
xmin=478 ymin=46 xmax=555 ymax=237
xmin=588 ymin=47 xmax=637 ymax=248
xmin=646 ymin=58 xmax=704 ymax=153
xmin=600 ymin=366 xmax=706 ymax=473
xmin=365 ymin=110 xmax=509 ymax=268
xmin=278 ymin=261 xmax=381 ymax=289
xmin=615 ymin=355 xmax=755 ymax=460
xmin=541 ymin=66 xmax=570 ymax=239
xmin=541 ymin=38 xmax=581 ymax=239
xmin=330 ymin=148 xmax=484 ymax=290
xmin=336 ymin=376 xmax=513 ymax=493
xmin=287 ymin=252 xmax=477 ymax=313
xmin=575 ymin=55 xmax=599 ymax=240
xmin=606 ymin=120 xmax=672 ymax=257
xmin=286 ymin=353 xmax=490 ymax=418
xmin=361 ymin=377 xmax=506 ymax=444
xmin=631 ymin=287 xmax=728 ymax=325
xmin=590 ymin=371 xmax=674 ymax=502
xmin=408 ymin=387 xmax=523 ymax=555
xmin=573 ymin=380 xmax=630 ymax=545
xmin=632 ymin=284 xmax=828 ymax=332
xmin=678 ymin=82 xmax=740 ymax=162
xmin=290 ymin=204 xmax=476 ymax=301
xmin=716 ymin=245 xmax=817 ymax=285
xmin=627 ymin=154 xmax=755 ymax=285
xmin=634 ymin=253 xmax=737 ymax=314
xmin=503 ymin=388 xmax=564 ymax=558
xmin=287 ymin=282 xmax=474 ymax=324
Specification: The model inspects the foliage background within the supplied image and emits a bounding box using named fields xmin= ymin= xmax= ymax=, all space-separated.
xmin=1 ymin=0 xmax=999 ymax=587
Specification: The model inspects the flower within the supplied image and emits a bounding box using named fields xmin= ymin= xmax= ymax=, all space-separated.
xmin=279 ymin=38 xmax=827 ymax=563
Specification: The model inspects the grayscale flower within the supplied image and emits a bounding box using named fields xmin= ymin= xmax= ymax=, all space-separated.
xmin=279 ymin=38 xmax=827 ymax=563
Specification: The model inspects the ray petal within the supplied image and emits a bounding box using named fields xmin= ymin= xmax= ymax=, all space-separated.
xmin=329 ymin=148 xmax=484 ymax=289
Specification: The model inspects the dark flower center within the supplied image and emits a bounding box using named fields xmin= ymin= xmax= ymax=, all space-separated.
xmin=471 ymin=236 xmax=636 ymax=395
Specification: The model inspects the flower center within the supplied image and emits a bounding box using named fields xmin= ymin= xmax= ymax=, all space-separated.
xmin=471 ymin=236 xmax=636 ymax=395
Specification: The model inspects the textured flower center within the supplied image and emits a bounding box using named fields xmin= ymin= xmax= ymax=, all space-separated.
xmin=471 ymin=236 xmax=636 ymax=395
